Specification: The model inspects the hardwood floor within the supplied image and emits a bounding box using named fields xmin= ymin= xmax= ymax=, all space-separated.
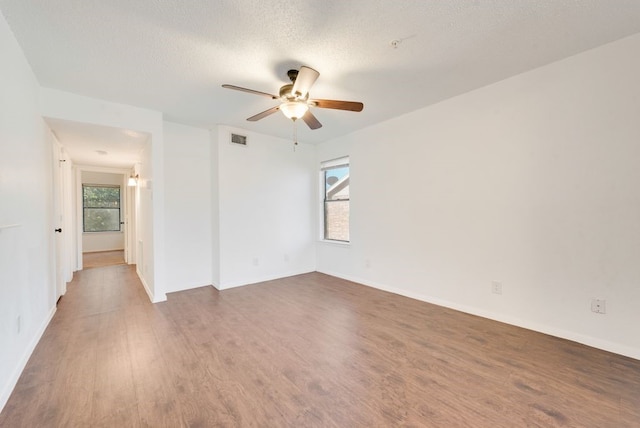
xmin=1 ymin=267 xmax=639 ymax=427
xmin=82 ymin=250 xmax=125 ymax=269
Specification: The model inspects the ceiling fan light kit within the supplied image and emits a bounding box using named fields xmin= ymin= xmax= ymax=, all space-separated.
xmin=222 ymin=66 xmax=364 ymax=133
xmin=280 ymin=101 xmax=309 ymax=120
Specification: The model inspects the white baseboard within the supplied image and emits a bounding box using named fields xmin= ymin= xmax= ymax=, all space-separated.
xmin=136 ymin=268 xmax=167 ymax=303
xmin=218 ymin=269 xmax=316 ymax=291
xmin=0 ymin=305 xmax=57 ymax=413
xmin=317 ymin=269 xmax=640 ymax=361
xmin=165 ymin=280 xmax=215 ymax=295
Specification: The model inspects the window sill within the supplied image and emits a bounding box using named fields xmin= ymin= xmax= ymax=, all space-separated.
xmin=318 ymin=239 xmax=351 ymax=247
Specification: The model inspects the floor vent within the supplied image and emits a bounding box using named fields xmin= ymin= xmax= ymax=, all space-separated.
xmin=230 ymin=133 xmax=247 ymax=146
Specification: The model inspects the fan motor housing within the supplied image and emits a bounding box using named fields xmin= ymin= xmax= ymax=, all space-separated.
xmin=279 ymin=83 xmax=308 ymax=101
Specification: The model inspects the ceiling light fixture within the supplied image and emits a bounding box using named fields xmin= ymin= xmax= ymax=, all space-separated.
xmin=222 ymin=66 xmax=364 ymax=132
xmin=127 ymin=174 xmax=139 ymax=187
xmin=279 ymin=101 xmax=309 ymax=120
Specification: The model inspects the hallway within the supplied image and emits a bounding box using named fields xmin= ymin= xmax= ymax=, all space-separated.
xmin=0 ymin=265 xmax=149 ymax=426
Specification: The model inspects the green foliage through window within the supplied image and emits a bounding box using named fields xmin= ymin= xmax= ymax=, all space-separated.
xmin=83 ymin=185 xmax=121 ymax=232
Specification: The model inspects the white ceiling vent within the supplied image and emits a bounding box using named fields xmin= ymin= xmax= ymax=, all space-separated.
xmin=230 ymin=133 xmax=247 ymax=146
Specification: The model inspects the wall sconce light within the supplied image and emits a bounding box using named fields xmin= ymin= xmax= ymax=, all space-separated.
xmin=127 ymin=174 xmax=139 ymax=187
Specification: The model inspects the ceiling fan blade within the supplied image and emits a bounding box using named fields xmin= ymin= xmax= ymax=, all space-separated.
xmin=311 ymin=99 xmax=364 ymax=112
xmin=302 ymin=110 xmax=322 ymax=130
xmin=247 ymin=106 xmax=280 ymax=121
xmin=291 ymin=66 xmax=319 ymax=98
xmin=222 ymin=84 xmax=277 ymax=99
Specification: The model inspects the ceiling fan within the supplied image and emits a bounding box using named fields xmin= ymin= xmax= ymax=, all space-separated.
xmin=222 ymin=66 xmax=364 ymax=130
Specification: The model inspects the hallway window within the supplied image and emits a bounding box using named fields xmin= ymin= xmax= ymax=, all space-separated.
xmin=83 ymin=185 xmax=121 ymax=232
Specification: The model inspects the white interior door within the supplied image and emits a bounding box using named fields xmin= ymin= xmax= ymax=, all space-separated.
xmin=125 ymin=175 xmax=137 ymax=265
xmin=51 ymin=139 xmax=66 ymax=300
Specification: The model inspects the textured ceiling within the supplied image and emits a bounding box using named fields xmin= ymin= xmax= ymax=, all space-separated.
xmin=3 ymin=0 xmax=640 ymax=149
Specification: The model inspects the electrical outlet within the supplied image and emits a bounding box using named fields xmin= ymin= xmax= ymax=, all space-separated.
xmin=591 ymin=299 xmax=606 ymax=314
xmin=284 ymin=254 xmax=289 ymax=262
xmin=252 ymin=258 xmax=259 ymax=266
xmin=17 ymin=315 xmax=21 ymax=334
xmin=491 ymin=281 xmax=502 ymax=295
xmin=365 ymin=259 xmax=371 ymax=268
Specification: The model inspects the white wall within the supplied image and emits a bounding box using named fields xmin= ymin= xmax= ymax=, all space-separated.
xmin=211 ymin=127 xmax=221 ymax=287
xmin=81 ymin=171 xmax=125 ymax=252
xmin=40 ymin=88 xmax=166 ymax=302
xmin=137 ymin=140 xmax=155 ymax=298
xmin=83 ymin=233 xmax=123 ymax=252
xmin=163 ymin=121 xmax=213 ymax=293
xmin=0 ymin=11 xmax=56 ymax=411
xmin=317 ymin=33 xmax=640 ymax=359
xmin=216 ymin=126 xmax=316 ymax=289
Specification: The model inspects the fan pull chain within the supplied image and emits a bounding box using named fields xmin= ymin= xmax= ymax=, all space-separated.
xmin=292 ymin=119 xmax=298 ymax=152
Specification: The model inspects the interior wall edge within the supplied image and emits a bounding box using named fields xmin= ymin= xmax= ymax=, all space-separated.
xmin=137 ymin=267 xmax=166 ymax=303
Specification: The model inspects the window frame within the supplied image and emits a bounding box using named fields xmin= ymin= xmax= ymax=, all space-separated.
xmin=82 ymin=184 xmax=122 ymax=233
xmin=320 ymin=156 xmax=350 ymax=243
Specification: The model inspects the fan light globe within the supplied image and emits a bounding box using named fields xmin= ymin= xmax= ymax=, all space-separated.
xmin=280 ymin=101 xmax=309 ymax=119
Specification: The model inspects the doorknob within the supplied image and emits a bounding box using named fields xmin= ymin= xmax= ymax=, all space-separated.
xmin=55 ymin=228 xmax=62 ymax=233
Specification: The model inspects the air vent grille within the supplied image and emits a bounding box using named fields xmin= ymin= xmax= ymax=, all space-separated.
xmin=230 ymin=133 xmax=247 ymax=146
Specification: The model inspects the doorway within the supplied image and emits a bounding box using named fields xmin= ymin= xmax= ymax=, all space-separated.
xmin=45 ymin=118 xmax=147 ymax=275
xmin=51 ymin=137 xmax=72 ymax=301
xmin=79 ymin=170 xmax=129 ymax=270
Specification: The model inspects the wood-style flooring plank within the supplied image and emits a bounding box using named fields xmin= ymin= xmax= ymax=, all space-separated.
xmin=82 ymin=250 xmax=125 ymax=269
xmin=91 ymin=309 xmax=140 ymax=427
xmin=125 ymin=303 xmax=184 ymax=427
xmin=2 ymin=268 xmax=640 ymax=427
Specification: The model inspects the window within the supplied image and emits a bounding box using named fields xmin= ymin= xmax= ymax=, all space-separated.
xmin=83 ymin=185 xmax=121 ymax=232
xmin=322 ymin=157 xmax=350 ymax=242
